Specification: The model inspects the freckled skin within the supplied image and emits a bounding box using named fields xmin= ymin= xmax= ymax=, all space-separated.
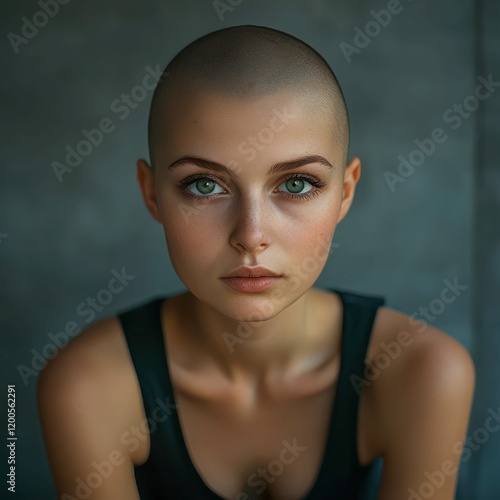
xmin=137 ymin=89 xmax=361 ymax=375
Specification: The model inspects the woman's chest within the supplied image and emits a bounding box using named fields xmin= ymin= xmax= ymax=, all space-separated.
xmin=129 ymin=351 xmax=379 ymax=499
xmin=175 ymin=382 xmax=339 ymax=500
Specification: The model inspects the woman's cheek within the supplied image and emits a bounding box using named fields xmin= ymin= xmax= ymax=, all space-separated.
xmin=163 ymin=208 xmax=221 ymax=259
xmin=295 ymin=204 xmax=340 ymax=265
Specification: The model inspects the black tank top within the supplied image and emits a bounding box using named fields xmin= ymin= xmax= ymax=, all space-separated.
xmin=118 ymin=288 xmax=385 ymax=500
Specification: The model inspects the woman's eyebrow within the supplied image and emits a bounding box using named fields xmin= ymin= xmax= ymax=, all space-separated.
xmin=166 ymin=154 xmax=334 ymax=176
xmin=270 ymin=155 xmax=334 ymax=174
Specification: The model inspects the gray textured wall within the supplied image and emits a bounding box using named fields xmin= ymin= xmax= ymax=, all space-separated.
xmin=467 ymin=0 xmax=500 ymax=497
xmin=0 ymin=0 xmax=497 ymax=498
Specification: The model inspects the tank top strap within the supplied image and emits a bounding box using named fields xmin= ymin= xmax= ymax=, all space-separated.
xmin=334 ymin=287 xmax=386 ymax=420
xmin=118 ymin=297 xmax=172 ymax=419
xmin=118 ymin=296 xmax=190 ymax=468
xmin=306 ymin=288 xmax=385 ymax=496
xmin=331 ymin=289 xmax=385 ymax=474
xmin=119 ymin=297 xmax=219 ymax=498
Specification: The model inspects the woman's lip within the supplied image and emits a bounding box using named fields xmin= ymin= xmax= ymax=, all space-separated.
xmin=223 ymin=265 xmax=280 ymax=278
xmin=220 ymin=276 xmax=281 ymax=292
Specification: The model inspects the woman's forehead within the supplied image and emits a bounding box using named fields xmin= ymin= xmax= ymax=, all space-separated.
xmin=152 ymin=89 xmax=344 ymax=170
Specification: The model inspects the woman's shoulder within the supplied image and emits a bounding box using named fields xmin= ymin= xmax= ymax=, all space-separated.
xmin=365 ymin=305 xmax=475 ymax=457
xmin=36 ymin=315 xmax=142 ymax=452
xmin=37 ymin=315 xmax=148 ymax=496
xmin=369 ymin=305 xmax=475 ymax=379
xmin=37 ymin=315 xmax=132 ymax=392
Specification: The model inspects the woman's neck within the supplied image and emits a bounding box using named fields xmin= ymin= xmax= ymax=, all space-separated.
xmin=173 ymin=288 xmax=339 ymax=389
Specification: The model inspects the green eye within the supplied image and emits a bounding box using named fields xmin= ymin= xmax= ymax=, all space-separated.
xmin=196 ymin=179 xmax=215 ymax=194
xmin=187 ymin=178 xmax=225 ymax=196
xmin=278 ymin=178 xmax=313 ymax=195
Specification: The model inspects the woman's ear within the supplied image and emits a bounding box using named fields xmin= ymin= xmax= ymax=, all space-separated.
xmin=337 ymin=156 xmax=361 ymax=224
xmin=136 ymin=158 xmax=162 ymax=223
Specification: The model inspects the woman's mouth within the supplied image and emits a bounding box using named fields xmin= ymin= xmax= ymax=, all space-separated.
xmin=220 ymin=265 xmax=282 ymax=292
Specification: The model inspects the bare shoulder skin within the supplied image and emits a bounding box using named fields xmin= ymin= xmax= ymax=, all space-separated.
xmin=37 ymin=317 xmax=144 ymax=500
xmin=363 ymin=306 xmax=475 ymax=499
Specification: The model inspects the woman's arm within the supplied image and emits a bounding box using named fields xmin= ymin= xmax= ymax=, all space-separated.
xmin=37 ymin=323 xmax=141 ymax=500
xmin=373 ymin=310 xmax=475 ymax=500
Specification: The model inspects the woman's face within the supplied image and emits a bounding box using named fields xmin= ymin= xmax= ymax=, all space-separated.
xmin=141 ymin=89 xmax=357 ymax=322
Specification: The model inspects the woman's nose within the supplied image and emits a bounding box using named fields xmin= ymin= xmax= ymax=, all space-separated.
xmin=228 ymin=197 xmax=271 ymax=254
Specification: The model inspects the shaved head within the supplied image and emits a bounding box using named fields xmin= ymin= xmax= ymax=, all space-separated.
xmin=148 ymin=25 xmax=349 ymax=167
